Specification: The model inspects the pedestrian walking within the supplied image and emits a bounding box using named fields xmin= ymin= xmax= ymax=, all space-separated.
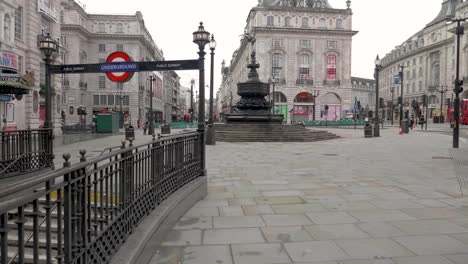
xmin=419 ymin=115 xmax=425 ymax=130
xmin=143 ymin=121 xmax=148 ymax=135
xmin=410 ymin=118 xmax=414 ymax=130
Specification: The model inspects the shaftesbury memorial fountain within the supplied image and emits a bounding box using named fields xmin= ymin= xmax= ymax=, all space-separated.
xmin=225 ymin=51 xmax=284 ymax=123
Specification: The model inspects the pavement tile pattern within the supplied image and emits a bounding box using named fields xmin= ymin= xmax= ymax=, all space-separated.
xmin=149 ymin=128 xmax=468 ymax=264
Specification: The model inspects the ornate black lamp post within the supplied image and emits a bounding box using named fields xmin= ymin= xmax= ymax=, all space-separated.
xmin=148 ymin=74 xmax=155 ymax=135
xmin=398 ymin=64 xmax=405 ymax=129
xmin=374 ymin=55 xmax=382 ymax=137
xmin=311 ymin=90 xmax=320 ymax=121
xmin=446 ymin=17 xmax=466 ymax=148
xmin=190 ymin=79 xmax=195 ymax=122
xmin=206 ymin=34 xmax=216 ymax=145
xmin=39 ymin=32 xmax=59 ymax=129
xmin=193 ymin=22 xmax=210 ymax=174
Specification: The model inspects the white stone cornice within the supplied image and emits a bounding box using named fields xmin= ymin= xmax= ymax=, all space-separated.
xmin=255 ymin=26 xmax=358 ymax=36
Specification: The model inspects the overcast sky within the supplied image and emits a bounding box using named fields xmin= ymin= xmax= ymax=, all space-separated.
xmin=81 ymin=0 xmax=443 ymax=95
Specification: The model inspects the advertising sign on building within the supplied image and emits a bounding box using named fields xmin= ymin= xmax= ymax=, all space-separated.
xmin=0 ymin=52 xmax=19 ymax=71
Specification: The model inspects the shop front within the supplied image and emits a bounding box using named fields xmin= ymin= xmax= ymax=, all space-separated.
xmin=292 ymin=92 xmax=314 ymax=123
xmin=0 ymin=51 xmax=32 ymax=130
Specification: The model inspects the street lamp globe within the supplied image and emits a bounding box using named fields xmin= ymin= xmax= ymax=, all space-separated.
xmin=39 ymin=32 xmax=58 ymax=57
xmin=209 ymin=34 xmax=217 ymax=50
xmin=193 ymin=22 xmax=210 ymax=49
xmin=375 ymin=55 xmax=381 ymax=67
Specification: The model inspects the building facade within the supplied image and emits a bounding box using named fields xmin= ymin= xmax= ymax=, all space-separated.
xmin=60 ymin=0 xmax=164 ymax=127
xmin=351 ymin=77 xmax=376 ymax=116
xmin=218 ymin=0 xmax=356 ymax=123
xmin=380 ymin=0 xmax=468 ymax=121
xmin=0 ymin=0 xmax=63 ymax=131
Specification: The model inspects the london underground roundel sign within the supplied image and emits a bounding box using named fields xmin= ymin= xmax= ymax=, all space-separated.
xmin=105 ymin=52 xmax=134 ymax=83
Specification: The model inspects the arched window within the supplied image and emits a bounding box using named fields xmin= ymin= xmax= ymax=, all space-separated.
xmin=298 ymin=54 xmax=310 ymax=82
xmin=285 ymin=16 xmax=291 ymax=26
xmin=336 ymin=19 xmax=343 ymax=29
xmin=272 ymin=92 xmax=287 ymax=103
xmin=116 ymin=23 xmax=124 ymax=33
xmin=326 ymin=55 xmax=337 ymax=80
xmin=294 ymin=92 xmax=313 ymax=103
xmin=432 ymin=63 xmax=440 ymax=86
xmin=302 ymin=17 xmax=309 ymax=27
xmin=98 ymin=23 xmax=106 ymax=33
xmin=272 ymin=53 xmax=283 ymax=79
xmin=319 ymin=18 xmax=326 ymax=28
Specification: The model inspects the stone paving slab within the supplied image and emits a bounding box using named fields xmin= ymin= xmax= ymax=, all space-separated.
xmin=149 ymin=129 xmax=468 ymax=264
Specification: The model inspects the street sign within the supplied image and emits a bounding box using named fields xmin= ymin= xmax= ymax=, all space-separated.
xmin=105 ymin=52 xmax=134 ymax=83
xmin=50 ymin=60 xmax=200 ymax=74
xmin=394 ymin=75 xmax=401 ymax=84
xmin=0 ymin=95 xmax=11 ymax=101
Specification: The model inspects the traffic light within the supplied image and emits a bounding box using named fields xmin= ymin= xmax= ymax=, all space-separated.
xmin=398 ymin=97 xmax=402 ymax=105
xmin=422 ymin=95 xmax=427 ymax=106
xmin=455 ymin=80 xmax=464 ymax=94
xmin=447 ymin=98 xmax=451 ymax=107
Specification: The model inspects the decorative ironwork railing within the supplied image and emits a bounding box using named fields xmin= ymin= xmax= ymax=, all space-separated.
xmin=0 ymin=129 xmax=54 ymax=178
xmin=0 ymin=132 xmax=204 ymax=264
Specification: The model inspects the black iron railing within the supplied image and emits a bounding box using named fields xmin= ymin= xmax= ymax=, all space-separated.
xmin=0 ymin=129 xmax=54 ymax=178
xmin=0 ymin=132 xmax=204 ymax=264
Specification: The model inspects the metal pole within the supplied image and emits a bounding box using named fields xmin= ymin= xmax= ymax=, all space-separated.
xmin=354 ymin=97 xmax=357 ymax=129
xmin=399 ymin=65 xmax=405 ymax=128
xmin=190 ymin=79 xmax=194 ymax=122
xmin=313 ymin=93 xmax=317 ymax=122
xmin=272 ymin=81 xmax=275 ymax=114
xmin=391 ymin=88 xmax=394 ymax=126
xmin=454 ymin=20 xmax=463 ymax=148
xmin=440 ymin=88 xmax=444 ymax=124
xmin=44 ymin=55 xmax=53 ymax=128
xmin=425 ymin=97 xmax=429 ymax=130
xmin=148 ymin=75 xmax=155 ymax=135
xmin=120 ymin=91 xmax=123 ymax=128
xmin=209 ymin=47 xmax=215 ymax=124
xmin=374 ymin=63 xmax=381 ymax=137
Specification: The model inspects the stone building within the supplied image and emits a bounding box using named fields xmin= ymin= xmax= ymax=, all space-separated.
xmin=163 ymin=70 xmax=180 ymax=123
xmin=60 ymin=0 xmax=164 ymax=126
xmin=351 ymin=77 xmax=376 ymax=115
xmin=380 ymin=0 xmax=468 ymax=120
xmin=218 ymin=0 xmax=356 ymax=123
xmin=0 ymin=0 xmax=63 ymax=131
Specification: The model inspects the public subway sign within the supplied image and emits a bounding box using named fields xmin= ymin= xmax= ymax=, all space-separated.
xmin=49 ymin=59 xmax=200 ymax=74
xmin=104 ymin=52 xmax=135 ymax=83
xmin=0 ymin=52 xmax=19 ymax=71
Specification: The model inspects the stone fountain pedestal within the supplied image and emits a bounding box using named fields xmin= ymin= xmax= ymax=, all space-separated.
xmin=225 ymin=52 xmax=284 ymax=124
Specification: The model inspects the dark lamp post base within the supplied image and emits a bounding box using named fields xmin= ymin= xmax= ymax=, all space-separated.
xmin=206 ymin=125 xmax=216 ymax=145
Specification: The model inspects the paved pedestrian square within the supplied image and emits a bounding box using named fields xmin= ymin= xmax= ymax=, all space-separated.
xmin=148 ymin=129 xmax=468 ymax=263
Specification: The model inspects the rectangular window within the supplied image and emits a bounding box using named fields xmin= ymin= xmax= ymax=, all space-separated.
xmin=123 ymin=95 xmax=130 ymax=105
xmin=301 ymin=17 xmax=309 ymax=28
xmin=40 ymin=63 xmax=46 ymax=85
xmin=327 ymin=40 xmax=337 ymax=49
xmin=298 ymin=54 xmax=310 ymax=81
xmin=99 ymin=76 xmax=106 ymax=89
xmin=80 ymin=93 xmax=86 ymax=105
xmin=99 ymin=44 xmax=106 ymax=53
xmin=419 ymin=81 xmax=423 ymax=92
xmin=93 ymin=95 xmax=100 ymax=105
xmin=285 ymin=17 xmax=291 ymax=26
xmin=267 ymin=16 xmax=274 ymax=26
xmin=299 ymin=40 xmax=310 ymax=48
xmin=272 ymin=53 xmax=283 ymax=79
xmin=116 ymin=44 xmax=124 ymax=52
xmin=41 ymin=15 xmax=51 ymax=34
xmin=15 ymin=6 xmax=23 ymax=40
xmin=60 ymin=36 xmax=67 ymax=47
xmin=63 ymin=92 xmax=68 ymax=104
xmin=18 ymin=56 xmax=23 ymax=74
xmin=272 ymin=39 xmax=283 ymax=48
xmin=99 ymin=58 xmax=105 ymax=63
xmin=326 ymin=55 xmax=337 ymax=80
xmin=98 ymin=23 xmax=106 ymax=33
xmin=100 ymin=95 xmax=107 ymax=105
xmin=108 ymin=95 xmax=114 ymax=105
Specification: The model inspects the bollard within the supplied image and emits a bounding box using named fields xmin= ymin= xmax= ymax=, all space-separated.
xmin=152 ymin=134 xmax=156 ymax=141
xmin=121 ymin=140 xmax=127 ymax=149
xmin=157 ymin=133 xmax=161 ymax=140
xmin=79 ymin=149 xmax=87 ymax=162
xmin=63 ymin=153 xmax=71 ymax=168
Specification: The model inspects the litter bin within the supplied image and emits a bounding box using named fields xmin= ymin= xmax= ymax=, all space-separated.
xmin=125 ymin=126 xmax=135 ymax=140
xmin=161 ymin=124 xmax=171 ymax=134
xmin=402 ymin=120 xmax=410 ymax=134
xmin=364 ymin=123 xmax=373 ymax=138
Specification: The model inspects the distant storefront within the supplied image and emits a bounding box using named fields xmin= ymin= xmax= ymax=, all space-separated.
xmin=0 ymin=51 xmax=32 ymax=130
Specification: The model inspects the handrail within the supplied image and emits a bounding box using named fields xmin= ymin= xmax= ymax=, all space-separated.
xmin=7 ymin=203 xmax=58 ymax=264
xmin=0 ymin=152 xmax=28 ymax=176
xmin=0 ymin=131 xmax=199 ymax=200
